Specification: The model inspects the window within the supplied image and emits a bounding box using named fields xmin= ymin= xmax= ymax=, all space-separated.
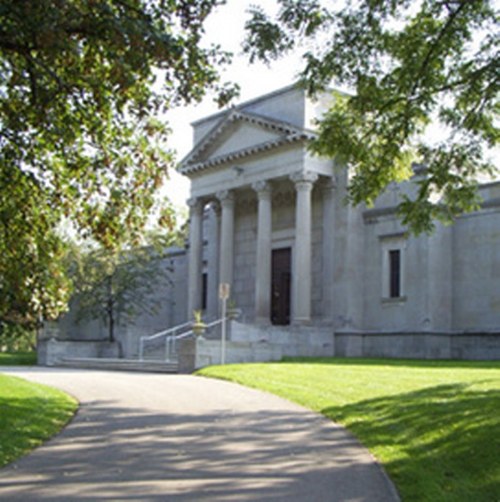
xmin=201 ymin=272 xmax=208 ymax=310
xmin=380 ymin=234 xmax=406 ymax=301
xmin=388 ymin=249 xmax=401 ymax=298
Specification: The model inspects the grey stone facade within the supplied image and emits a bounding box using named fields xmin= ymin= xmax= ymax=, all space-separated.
xmin=179 ymin=84 xmax=500 ymax=360
xmin=42 ymin=84 xmax=500 ymax=363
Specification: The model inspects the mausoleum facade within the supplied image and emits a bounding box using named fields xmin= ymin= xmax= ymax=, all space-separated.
xmin=178 ymin=83 xmax=500 ymax=359
xmin=41 ymin=84 xmax=500 ymax=364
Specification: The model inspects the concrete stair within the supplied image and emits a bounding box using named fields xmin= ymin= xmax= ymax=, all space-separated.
xmin=58 ymin=357 xmax=178 ymax=373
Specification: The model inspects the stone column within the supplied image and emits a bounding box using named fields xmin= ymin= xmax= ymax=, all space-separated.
xmin=290 ymin=171 xmax=318 ymax=325
xmin=187 ymin=197 xmax=203 ymax=319
xmin=217 ymin=190 xmax=235 ymax=290
xmin=207 ymin=202 xmax=221 ymax=318
xmin=322 ymin=178 xmax=337 ymax=323
xmin=252 ymin=181 xmax=272 ymax=324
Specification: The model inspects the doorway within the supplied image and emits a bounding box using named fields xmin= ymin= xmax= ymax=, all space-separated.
xmin=271 ymin=248 xmax=291 ymax=325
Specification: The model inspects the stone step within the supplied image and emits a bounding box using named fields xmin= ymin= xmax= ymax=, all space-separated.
xmin=58 ymin=357 xmax=178 ymax=374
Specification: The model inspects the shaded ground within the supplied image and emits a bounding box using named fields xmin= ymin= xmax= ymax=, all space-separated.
xmin=0 ymin=367 xmax=399 ymax=501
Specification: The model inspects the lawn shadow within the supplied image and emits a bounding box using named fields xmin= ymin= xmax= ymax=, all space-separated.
xmin=321 ymin=382 xmax=500 ymax=501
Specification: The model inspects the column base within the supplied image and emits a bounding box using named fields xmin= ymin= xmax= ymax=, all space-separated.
xmin=255 ymin=317 xmax=272 ymax=327
xmin=292 ymin=318 xmax=312 ymax=327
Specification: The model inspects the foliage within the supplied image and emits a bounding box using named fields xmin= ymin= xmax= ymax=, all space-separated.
xmin=192 ymin=309 xmax=205 ymax=324
xmin=0 ymin=0 xmax=238 ymax=325
xmin=0 ymin=374 xmax=77 ymax=467
xmin=68 ymin=229 xmax=179 ymax=343
xmin=198 ymin=358 xmax=500 ymax=501
xmin=0 ymin=324 xmax=36 ymax=353
xmin=244 ymin=0 xmax=499 ymax=233
xmin=0 ymin=352 xmax=37 ymax=365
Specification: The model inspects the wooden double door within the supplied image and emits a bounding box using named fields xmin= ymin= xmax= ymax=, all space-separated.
xmin=271 ymin=248 xmax=291 ymax=325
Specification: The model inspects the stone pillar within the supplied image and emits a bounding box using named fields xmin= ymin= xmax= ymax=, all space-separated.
xmin=187 ymin=197 xmax=203 ymax=319
xmin=207 ymin=202 xmax=221 ymax=318
xmin=217 ymin=190 xmax=235 ymax=290
xmin=252 ymin=181 xmax=272 ymax=324
xmin=322 ymin=178 xmax=337 ymax=323
xmin=290 ymin=171 xmax=318 ymax=325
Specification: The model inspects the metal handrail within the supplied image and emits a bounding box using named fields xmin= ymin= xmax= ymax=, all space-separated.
xmin=139 ymin=320 xmax=192 ymax=361
xmin=164 ymin=317 xmax=227 ymax=362
xmin=139 ymin=315 xmax=229 ymax=362
xmin=164 ymin=329 xmax=194 ymax=362
xmin=205 ymin=318 xmax=225 ymax=329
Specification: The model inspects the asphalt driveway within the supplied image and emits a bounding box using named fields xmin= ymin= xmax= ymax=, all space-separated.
xmin=0 ymin=367 xmax=399 ymax=501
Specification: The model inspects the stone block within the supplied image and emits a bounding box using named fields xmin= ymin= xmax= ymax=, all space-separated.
xmin=178 ymin=336 xmax=197 ymax=373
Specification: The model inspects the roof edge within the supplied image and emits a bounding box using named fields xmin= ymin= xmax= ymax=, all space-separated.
xmin=191 ymin=82 xmax=303 ymax=128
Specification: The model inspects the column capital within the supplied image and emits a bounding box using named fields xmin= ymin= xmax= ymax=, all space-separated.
xmin=252 ymin=180 xmax=272 ymax=199
xmin=209 ymin=200 xmax=221 ymax=217
xmin=216 ymin=190 xmax=234 ymax=207
xmin=290 ymin=171 xmax=319 ymax=190
xmin=186 ymin=197 xmax=203 ymax=212
xmin=321 ymin=176 xmax=337 ymax=197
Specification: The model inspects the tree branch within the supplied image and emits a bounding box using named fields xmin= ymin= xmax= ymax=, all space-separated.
xmin=409 ymin=0 xmax=477 ymax=99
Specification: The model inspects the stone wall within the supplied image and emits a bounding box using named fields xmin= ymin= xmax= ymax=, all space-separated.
xmin=452 ymin=203 xmax=500 ymax=332
xmin=45 ymin=246 xmax=189 ymax=360
xmin=233 ymin=193 xmax=257 ymax=320
xmin=335 ymin=332 xmax=500 ymax=360
xmin=176 ymin=321 xmax=335 ymax=372
xmin=357 ymin=179 xmax=500 ymax=337
xmin=38 ymin=338 xmax=119 ymax=366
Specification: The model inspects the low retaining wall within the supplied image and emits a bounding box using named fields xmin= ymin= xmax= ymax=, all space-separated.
xmin=37 ymin=338 xmax=120 ymax=366
xmin=177 ymin=321 xmax=335 ymax=372
xmin=179 ymin=326 xmax=500 ymax=372
xmin=335 ymin=332 xmax=500 ymax=360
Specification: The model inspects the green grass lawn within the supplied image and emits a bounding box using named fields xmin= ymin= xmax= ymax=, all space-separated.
xmin=0 ymin=351 xmax=37 ymax=366
xmin=0 ymin=374 xmax=77 ymax=468
xmin=197 ymin=358 xmax=500 ymax=502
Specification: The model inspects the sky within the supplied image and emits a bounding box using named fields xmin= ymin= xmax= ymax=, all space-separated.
xmin=164 ymin=1 xmax=301 ymax=208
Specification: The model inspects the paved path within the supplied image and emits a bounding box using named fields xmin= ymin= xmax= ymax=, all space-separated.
xmin=0 ymin=367 xmax=399 ymax=501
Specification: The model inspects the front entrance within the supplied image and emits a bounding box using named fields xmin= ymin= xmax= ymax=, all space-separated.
xmin=271 ymin=248 xmax=291 ymax=325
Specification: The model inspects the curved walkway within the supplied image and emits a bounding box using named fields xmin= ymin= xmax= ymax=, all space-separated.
xmin=0 ymin=367 xmax=399 ymax=501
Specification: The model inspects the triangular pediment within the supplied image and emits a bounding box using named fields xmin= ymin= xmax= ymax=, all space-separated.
xmin=178 ymin=110 xmax=315 ymax=175
xmin=206 ymin=121 xmax=282 ymax=161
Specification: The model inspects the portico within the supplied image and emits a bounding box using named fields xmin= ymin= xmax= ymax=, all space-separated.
xmin=184 ymin=171 xmax=331 ymax=326
xmin=179 ymin=85 xmax=337 ymax=326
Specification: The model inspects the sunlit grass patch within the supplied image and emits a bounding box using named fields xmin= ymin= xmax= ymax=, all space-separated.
xmin=0 ymin=374 xmax=77 ymax=467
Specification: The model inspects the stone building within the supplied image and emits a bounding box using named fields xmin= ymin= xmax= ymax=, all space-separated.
xmin=178 ymin=83 xmax=500 ymax=360
xmin=40 ymin=83 xmax=500 ymax=365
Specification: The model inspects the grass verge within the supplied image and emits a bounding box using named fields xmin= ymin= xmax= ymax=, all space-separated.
xmin=0 ymin=352 xmax=37 ymax=366
xmin=197 ymin=358 xmax=500 ymax=502
xmin=0 ymin=374 xmax=77 ymax=467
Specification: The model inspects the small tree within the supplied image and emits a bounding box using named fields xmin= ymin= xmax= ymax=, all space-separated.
xmin=69 ymin=231 xmax=177 ymax=347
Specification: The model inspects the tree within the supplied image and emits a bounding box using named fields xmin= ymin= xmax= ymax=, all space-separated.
xmin=244 ymin=0 xmax=499 ymax=233
xmin=68 ymin=230 xmax=179 ymax=348
xmin=0 ymin=0 xmax=237 ymax=325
